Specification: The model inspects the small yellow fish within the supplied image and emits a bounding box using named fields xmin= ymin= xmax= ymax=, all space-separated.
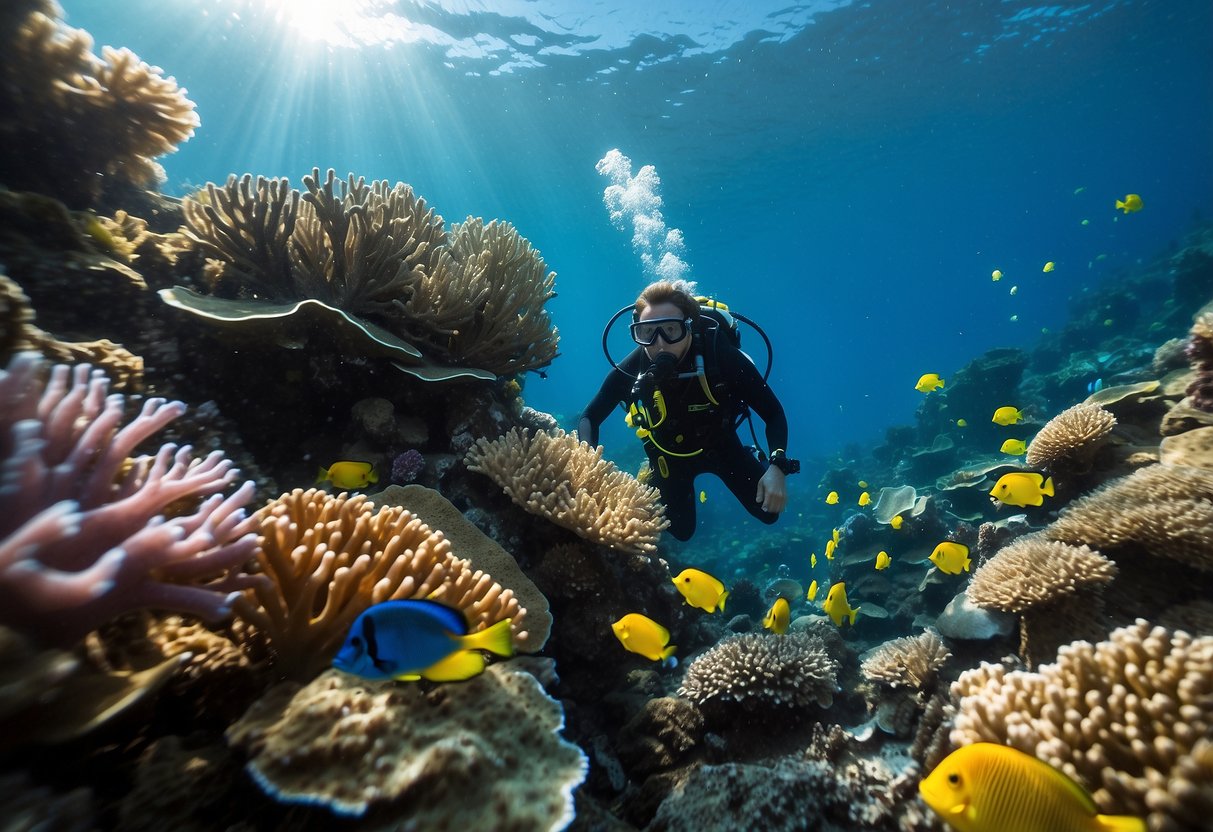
xmin=990 ymin=472 xmax=1055 ymax=507
xmin=1009 ymin=285 xmax=1018 ymax=296
xmin=890 ymin=515 xmax=904 ymax=530
xmin=956 ymin=418 xmax=968 ymax=428
xmin=991 ymin=269 xmax=1003 ymax=281
xmin=822 ymin=582 xmax=859 ymax=627
xmin=1115 ymin=193 xmax=1143 ymax=214
xmin=1000 ymin=438 xmax=1026 ymax=455
xmin=1042 ymin=261 xmax=1055 ymax=272
xmin=806 ymin=579 xmax=818 ymax=601
xmin=825 ymin=491 xmax=839 ymax=505
xmin=915 ymin=373 xmax=945 ymax=393
xmin=991 ymin=406 xmax=1023 ymax=426
xmin=929 ymin=541 xmax=972 ymax=575
xmin=919 ymin=743 xmax=1147 ymax=832
xmin=825 ymin=539 xmax=836 ymax=560
xmin=832 ymin=528 xmax=841 ymax=544
xmin=858 ymin=491 xmax=871 ymax=507
xmin=875 ymin=551 xmax=891 ymax=571
xmin=763 ymin=597 xmax=790 ymax=635
xmin=858 ymin=480 xmax=869 ymax=488
xmin=699 ymin=490 xmax=707 ymax=503
xmin=671 ymin=568 xmax=729 ymax=613
xmin=810 ymin=553 xmax=817 ymax=569
xmin=316 ymin=461 xmax=379 ymax=490
xmin=611 ymin=613 xmax=676 ymax=666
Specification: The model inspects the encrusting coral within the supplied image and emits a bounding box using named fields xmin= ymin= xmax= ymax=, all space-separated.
xmin=951 ymin=620 xmax=1213 ymax=832
xmin=677 ymin=630 xmax=840 ymax=713
xmin=232 ymin=488 xmax=532 ymax=681
xmin=465 ymin=427 xmax=669 ymax=556
xmin=225 ymin=664 xmax=587 ymax=829
xmin=1025 ymin=401 xmax=1117 ymax=473
xmin=0 ymin=352 xmax=260 ymax=646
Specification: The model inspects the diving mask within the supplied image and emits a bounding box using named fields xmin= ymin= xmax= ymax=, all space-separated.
xmin=630 ymin=317 xmax=692 ymax=346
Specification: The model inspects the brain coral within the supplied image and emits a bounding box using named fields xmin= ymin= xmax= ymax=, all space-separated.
xmin=677 ymin=630 xmax=840 ymax=712
xmin=1025 ymin=401 xmax=1117 ymax=473
xmin=951 ymin=620 xmax=1213 ymax=832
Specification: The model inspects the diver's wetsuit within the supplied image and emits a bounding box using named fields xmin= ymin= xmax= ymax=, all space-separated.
xmin=577 ymin=336 xmax=789 ymax=542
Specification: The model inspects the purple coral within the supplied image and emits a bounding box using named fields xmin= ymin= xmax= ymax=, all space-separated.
xmin=0 ymin=353 xmax=261 ymax=646
xmin=390 ymin=449 xmax=425 ymax=484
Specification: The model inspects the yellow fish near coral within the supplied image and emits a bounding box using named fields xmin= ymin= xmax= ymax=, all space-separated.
xmin=1043 ymin=261 xmax=1055 ymax=273
xmin=858 ymin=491 xmax=871 ymax=507
xmin=990 ymin=472 xmax=1055 ymax=507
xmin=316 ymin=461 xmax=378 ymax=490
xmin=806 ymin=579 xmax=818 ymax=601
xmin=611 ymin=614 xmax=677 ymax=666
xmin=890 ymin=515 xmax=904 ymax=530
xmin=1116 ymin=193 xmax=1143 ymax=214
xmin=825 ymin=491 xmax=839 ymax=505
xmin=929 ymin=541 xmax=971 ymax=575
xmin=810 ymin=553 xmax=817 ymax=569
xmin=919 ymin=743 xmax=1146 ymax=832
xmin=763 ymin=597 xmax=791 ymax=635
xmin=699 ymin=490 xmax=707 ymax=504
xmin=991 ymin=406 xmax=1023 ymax=425
xmin=671 ymin=568 xmax=728 ymax=613
xmin=991 ymin=269 xmax=1003 ymax=282
xmin=858 ymin=480 xmax=869 ymax=488
xmin=1000 ymin=438 xmax=1027 ymax=456
xmin=832 ymin=528 xmax=841 ymax=544
xmin=956 ymin=418 xmax=968 ymax=428
xmin=915 ymin=373 xmax=945 ymax=393
xmin=875 ymin=551 xmax=891 ymax=571
xmin=825 ymin=539 xmax=836 ymax=561
xmin=822 ymin=582 xmax=859 ymax=627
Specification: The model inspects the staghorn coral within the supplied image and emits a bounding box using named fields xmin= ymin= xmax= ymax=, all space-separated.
xmin=1 ymin=1 xmax=198 ymax=206
xmin=1045 ymin=463 xmax=1213 ymax=572
xmin=225 ymin=664 xmax=587 ymax=828
xmin=232 ymin=487 xmax=531 ymax=681
xmin=1025 ymin=401 xmax=1117 ymax=474
xmin=1187 ymin=310 xmax=1213 ymax=412
xmin=951 ymin=620 xmax=1213 ymax=832
xmin=0 ymin=352 xmax=259 ymax=646
xmin=677 ymin=630 xmax=840 ymax=712
xmin=465 ymin=427 xmax=669 ymax=556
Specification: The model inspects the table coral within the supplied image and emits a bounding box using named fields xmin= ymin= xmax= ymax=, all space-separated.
xmin=225 ymin=664 xmax=587 ymax=830
xmin=465 ymin=427 xmax=669 ymax=556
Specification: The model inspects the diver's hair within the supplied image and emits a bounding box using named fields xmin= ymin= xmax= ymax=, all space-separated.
xmin=634 ymin=279 xmax=701 ymax=322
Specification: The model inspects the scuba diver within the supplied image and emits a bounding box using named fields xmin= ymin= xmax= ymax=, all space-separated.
xmin=577 ymin=279 xmax=799 ymax=541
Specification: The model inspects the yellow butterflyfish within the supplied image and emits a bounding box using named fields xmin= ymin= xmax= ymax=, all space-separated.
xmin=1000 ymin=438 xmax=1027 ymax=456
xmin=915 ymin=373 xmax=944 ymax=393
xmin=890 ymin=515 xmax=904 ymax=530
xmin=825 ymin=490 xmax=839 ymax=505
xmin=991 ymin=406 xmax=1023 ymax=425
xmin=875 ymin=551 xmax=891 ymax=571
xmin=857 ymin=491 xmax=871 ymax=507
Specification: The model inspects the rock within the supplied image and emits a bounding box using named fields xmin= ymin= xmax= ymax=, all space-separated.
xmin=935 ymin=591 xmax=1016 ymax=640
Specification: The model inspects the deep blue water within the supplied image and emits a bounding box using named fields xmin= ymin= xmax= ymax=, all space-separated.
xmin=61 ymin=0 xmax=1213 ymax=527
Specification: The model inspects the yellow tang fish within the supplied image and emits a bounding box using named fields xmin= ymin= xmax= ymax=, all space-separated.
xmin=890 ymin=515 xmax=904 ymax=530
xmin=1000 ymin=438 xmax=1027 ymax=456
xmin=919 ymin=743 xmax=1147 ymax=832
xmin=806 ymin=579 xmax=818 ymax=601
xmin=915 ymin=373 xmax=945 ymax=393
xmin=991 ymin=269 xmax=1003 ymax=281
xmin=762 ymin=597 xmax=790 ymax=636
xmin=316 ymin=461 xmax=379 ymax=490
xmin=832 ymin=527 xmax=841 ymax=544
xmin=822 ymin=582 xmax=859 ymax=627
xmin=699 ymin=490 xmax=707 ymax=503
xmin=1043 ymin=261 xmax=1055 ymax=272
xmin=991 ymin=406 xmax=1023 ymax=425
xmin=1116 ymin=193 xmax=1143 ymax=214
xmin=990 ymin=472 xmax=1055 ymax=507
xmin=875 ymin=551 xmax=891 ymax=571
xmin=825 ymin=539 xmax=836 ymax=561
xmin=810 ymin=553 xmax=817 ymax=569
xmin=929 ymin=541 xmax=972 ymax=575
xmin=611 ymin=613 xmax=677 ymax=666
xmin=671 ymin=568 xmax=728 ymax=613
xmin=858 ymin=491 xmax=871 ymax=507
xmin=956 ymin=418 xmax=968 ymax=427
xmin=825 ymin=490 xmax=839 ymax=504
xmin=858 ymin=480 xmax=869 ymax=488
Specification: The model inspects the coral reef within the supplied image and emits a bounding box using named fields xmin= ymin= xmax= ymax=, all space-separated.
xmin=951 ymin=620 xmax=1213 ymax=832
xmin=859 ymin=629 xmax=952 ymax=738
xmin=226 ymin=664 xmax=587 ymax=828
xmin=233 ymin=487 xmax=538 ymax=681
xmin=1024 ymin=401 xmax=1117 ymax=474
xmin=465 ymin=427 xmax=669 ymax=556
xmin=1187 ymin=310 xmax=1213 ymax=412
xmin=0 ymin=352 xmax=259 ymax=646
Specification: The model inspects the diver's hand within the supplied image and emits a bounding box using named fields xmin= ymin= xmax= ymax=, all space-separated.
xmin=756 ymin=466 xmax=787 ymax=514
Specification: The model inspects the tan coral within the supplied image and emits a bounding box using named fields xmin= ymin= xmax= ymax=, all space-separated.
xmin=1045 ymin=464 xmax=1213 ymax=572
xmin=951 ymin=620 xmax=1213 ymax=832
xmin=1025 ymin=401 xmax=1117 ymax=473
xmin=860 ymin=630 xmax=951 ymax=690
xmin=232 ymin=488 xmax=529 ymax=681
xmin=677 ymin=630 xmax=840 ymax=711
xmin=225 ymin=664 xmax=586 ymax=828
xmin=465 ymin=427 xmax=669 ymax=556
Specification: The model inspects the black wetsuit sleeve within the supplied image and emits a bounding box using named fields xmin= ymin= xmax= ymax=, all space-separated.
xmin=719 ymin=344 xmax=789 ymax=454
xmin=577 ymin=348 xmax=648 ymax=447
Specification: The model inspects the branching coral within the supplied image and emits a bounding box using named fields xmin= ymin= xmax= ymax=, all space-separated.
xmin=1045 ymin=463 xmax=1213 ymax=572
xmin=1025 ymin=401 xmax=1117 ymax=473
xmin=677 ymin=630 xmax=840 ymax=712
xmin=951 ymin=620 xmax=1213 ymax=832
xmin=465 ymin=427 xmax=669 ymax=555
xmin=226 ymin=664 xmax=587 ymax=828
xmin=0 ymin=352 xmax=259 ymax=646
xmin=232 ymin=488 xmax=531 ymax=681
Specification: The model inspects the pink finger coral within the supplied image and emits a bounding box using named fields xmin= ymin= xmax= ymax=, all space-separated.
xmin=0 ymin=352 xmax=260 ymax=646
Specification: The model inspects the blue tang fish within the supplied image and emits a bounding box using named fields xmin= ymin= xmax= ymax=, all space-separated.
xmin=334 ymin=599 xmax=514 ymax=683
